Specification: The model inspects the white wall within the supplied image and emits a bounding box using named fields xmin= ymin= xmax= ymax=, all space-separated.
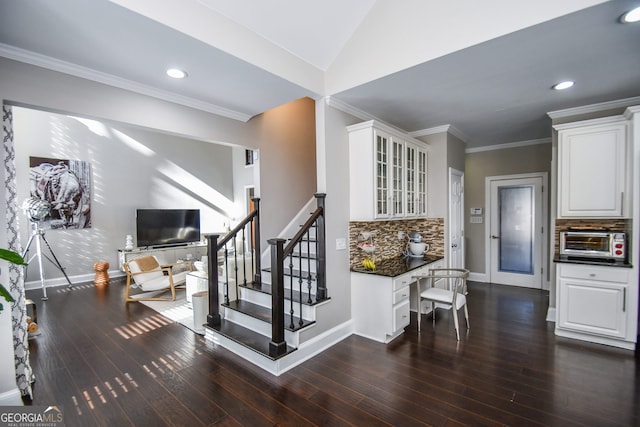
xmin=299 ymin=100 xmax=360 ymax=338
xmin=13 ymin=107 xmax=238 ymax=282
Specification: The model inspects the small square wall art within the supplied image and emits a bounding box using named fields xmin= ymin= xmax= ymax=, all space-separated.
xmin=28 ymin=156 xmax=91 ymax=229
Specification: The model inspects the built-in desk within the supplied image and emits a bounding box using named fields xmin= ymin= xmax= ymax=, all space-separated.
xmin=351 ymin=255 xmax=444 ymax=343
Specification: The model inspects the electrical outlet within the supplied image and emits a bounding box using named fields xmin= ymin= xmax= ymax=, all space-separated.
xmin=398 ymin=231 xmax=405 ymax=240
xmin=335 ymin=238 xmax=347 ymax=250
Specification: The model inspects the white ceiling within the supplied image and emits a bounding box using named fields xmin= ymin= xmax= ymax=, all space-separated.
xmin=0 ymin=0 xmax=639 ymax=148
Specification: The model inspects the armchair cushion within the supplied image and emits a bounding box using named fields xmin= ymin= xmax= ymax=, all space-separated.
xmin=127 ymin=256 xmax=164 ymax=287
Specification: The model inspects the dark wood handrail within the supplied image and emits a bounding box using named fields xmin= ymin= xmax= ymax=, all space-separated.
xmin=268 ymin=193 xmax=326 ymax=357
xmin=206 ymin=197 xmax=261 ymax=328
xmin=283 ymin=207 xmax=322 ymax=257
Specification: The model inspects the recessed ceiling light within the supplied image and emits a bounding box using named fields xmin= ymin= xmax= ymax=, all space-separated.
xmin=553 ymin=81 xmax=575 ymax=91
xmin=166 ymin=68 xmax=187 ymax=79
xmin=621 ymin=6 xmax=640 ymax=23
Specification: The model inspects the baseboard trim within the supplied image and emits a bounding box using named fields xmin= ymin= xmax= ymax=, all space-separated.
xmin=205 ymin=320 xmax=353 ymax=376
xmin=555 ymin=327 xmax=636 ymax=351
xmin=468 ymin=272 xmax=488 ymax=283
xmin=0 ymin=387 xmax=23 ymax=406
xmin=24 ymin=270 xmax=125 ymax=290
xmin=546 ymin=307 xmax=556 ymax=322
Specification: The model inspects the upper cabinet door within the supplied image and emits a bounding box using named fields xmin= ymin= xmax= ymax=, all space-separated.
xmin=416 ymin=148 xmax=428 ymax=216
xmin=375 ymin=132 xmax=391 ymax=218
xmin=391 ymin=138 xmax=405 ymax=217
xmin=557 ymin=119 xmax=628 ymax=217
xmin=405 ymin=142 xmax=417 ymax=216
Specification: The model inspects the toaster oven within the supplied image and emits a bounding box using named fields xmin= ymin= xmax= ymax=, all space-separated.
xmin=559 ymin=230 xmax=626 ymax=260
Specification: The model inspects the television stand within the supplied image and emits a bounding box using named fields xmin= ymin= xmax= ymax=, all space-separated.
xmin=117 ymin=242 xmax=208 ymax=271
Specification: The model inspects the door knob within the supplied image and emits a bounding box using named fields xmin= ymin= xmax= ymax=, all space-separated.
xmin=491 ymin=235 xmax=500 ymax=239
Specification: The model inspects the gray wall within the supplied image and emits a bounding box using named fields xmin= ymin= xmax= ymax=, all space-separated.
xmin=0 ymin=58 xmax=316 ymax=285
xmin=302 ymin=100 xmax=361 ymax=338
xmin=464 ymin=143 xmax=552 ymax=275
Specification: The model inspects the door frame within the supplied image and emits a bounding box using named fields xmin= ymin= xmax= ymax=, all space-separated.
xmin=485 ymin=172 xmax=549 ymax=290
xmin=448 ymin=167 xmax=464 ymax=269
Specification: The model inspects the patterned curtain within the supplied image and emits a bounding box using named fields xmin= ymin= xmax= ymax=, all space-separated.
xmin=3 ymin=104 xmax=33 ymax=398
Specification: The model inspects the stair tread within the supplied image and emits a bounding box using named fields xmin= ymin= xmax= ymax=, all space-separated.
xmin=206 ymin=320 xmax=296 ymax=361
xmin=239 ymin=281 xmax=328 ymax=306
xmin=222 ymin=300 xmax=315 ymax=332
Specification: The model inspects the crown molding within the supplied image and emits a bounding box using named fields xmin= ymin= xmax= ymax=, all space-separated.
xmin=624 ymin=105 xmax=640 ymax=119
xmin=409 ymin=124 xmax=468 ymax=143
xmin=0 ymin=43 xmax=251 ymax=122
xmin=325 ymin=96 xmax=376 ymax=122
xmin=325 ymin=96 xmax=410 ymax=134
xmin=547 ymin=96 xmax=640 ymax=119
xmin=465 ymin=137 xmax=551 ymax=154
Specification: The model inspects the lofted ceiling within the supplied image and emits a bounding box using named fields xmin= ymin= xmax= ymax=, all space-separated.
xmin=0 ymin=0 xmax=639 ymax=148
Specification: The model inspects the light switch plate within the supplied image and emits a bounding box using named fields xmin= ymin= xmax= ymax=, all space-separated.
xmin=335 ymin=238 xmax=347 ymax=250
xmin=470 ymin=216 xmax=483 ymax=224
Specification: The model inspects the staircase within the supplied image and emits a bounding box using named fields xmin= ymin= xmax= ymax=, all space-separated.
xmin=203 ymin=194 xmax=332 ymax=374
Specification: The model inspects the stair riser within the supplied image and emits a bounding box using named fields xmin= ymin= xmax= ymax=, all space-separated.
xmin=223 ymin=309 xmax=300 ymax=347
xmin=239 ymin=287 xmax=317 ymax=320
xmin=260 ymin=272 xmax=319 ymax=295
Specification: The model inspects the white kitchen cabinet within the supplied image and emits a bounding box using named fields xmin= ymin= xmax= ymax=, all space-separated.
xmin=348 ymin=120 xmax=428 ymax=221
xmin=555 ymin=117 xmax=628 ymax=217
xmin=556 ymin=263 xmax=635 ymax=348
xmin=351 ymin=259 xmax=441 ymax=343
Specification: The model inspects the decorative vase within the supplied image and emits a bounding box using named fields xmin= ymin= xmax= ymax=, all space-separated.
xmin=125 ymin=235 xmax=134 ymax=250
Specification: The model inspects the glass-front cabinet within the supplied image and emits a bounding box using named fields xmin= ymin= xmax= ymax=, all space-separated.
xmin=375 ymin=133 xmax=389 ymax=217
xmin=348 ymin=120 xmax=428 ymax=221
xmin=391 ymin=138 xmax=405 ymax=216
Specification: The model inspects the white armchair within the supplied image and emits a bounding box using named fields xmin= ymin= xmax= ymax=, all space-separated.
xmin=124 ymin=255 xmax=192 ymax=302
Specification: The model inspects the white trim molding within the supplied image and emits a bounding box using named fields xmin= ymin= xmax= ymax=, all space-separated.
xmin=409 ymin=124 xmax=468 ymax=143
xmin=547 ymin=96 xmax=640 ymax=119
xmin=0 ymin=43 xmax=251 ymax=122
xmin=325 ymin=96 xmax=416 ymax=136
xmin=466 ymin=137 xmax=551 ymax=154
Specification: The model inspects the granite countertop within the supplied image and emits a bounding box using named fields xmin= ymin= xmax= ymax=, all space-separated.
xmin=351 ymin=254 xmax=444 ymax=277
xmin=553 ymin=256 xmax=632 ymax=268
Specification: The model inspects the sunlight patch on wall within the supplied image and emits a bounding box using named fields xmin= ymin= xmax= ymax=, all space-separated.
xmin=155 ymin=160 xmax=235 ymax=214
xmin=72 ymin=117 xmax=111 ymax=138
xmin=111 ymin=128 xmax=155 ymax=157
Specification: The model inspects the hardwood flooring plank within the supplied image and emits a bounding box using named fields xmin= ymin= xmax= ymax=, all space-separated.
xmin=23 ymin=281 xmax=639 ymax=427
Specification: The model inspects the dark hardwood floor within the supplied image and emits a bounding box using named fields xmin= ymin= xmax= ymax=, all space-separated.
xmin=23 ymin=278 xmax=639 ymax=426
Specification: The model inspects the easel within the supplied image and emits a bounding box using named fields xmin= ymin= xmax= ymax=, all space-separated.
xmin=22 ymin=221 xmax=72 ymax=300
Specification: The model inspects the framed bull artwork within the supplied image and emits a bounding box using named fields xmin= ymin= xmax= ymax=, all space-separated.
xmin=29 ymin=156 xmax=91 ymax=229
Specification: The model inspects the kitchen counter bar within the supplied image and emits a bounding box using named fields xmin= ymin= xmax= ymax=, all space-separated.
xmin=351 ymin=254 xmax=444 ymax=277
xmin=553 ymin=256 xmax=632 ymax=268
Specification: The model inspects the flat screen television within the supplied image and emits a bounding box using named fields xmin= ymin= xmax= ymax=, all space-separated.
xmin=136 ymin=209 xmax=200 ymax=248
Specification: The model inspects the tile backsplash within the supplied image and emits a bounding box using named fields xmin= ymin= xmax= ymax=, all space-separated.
xmin=349 ymin=218 xmax=444 ymax=267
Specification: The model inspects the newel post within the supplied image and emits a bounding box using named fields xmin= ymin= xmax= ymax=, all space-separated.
xmin=268 ymin=238 xmax=287 ymax=357
xmin=252 ymin=197 xmax=262 ymax=285
xmin=206 ymin=234 xmax=221 ymax=327
xmin=315 ymin=193 xmax=327 ymax=300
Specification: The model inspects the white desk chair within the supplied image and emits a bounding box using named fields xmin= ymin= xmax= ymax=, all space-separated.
xmin=413 ymin=268 xmax=470 ymax=340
